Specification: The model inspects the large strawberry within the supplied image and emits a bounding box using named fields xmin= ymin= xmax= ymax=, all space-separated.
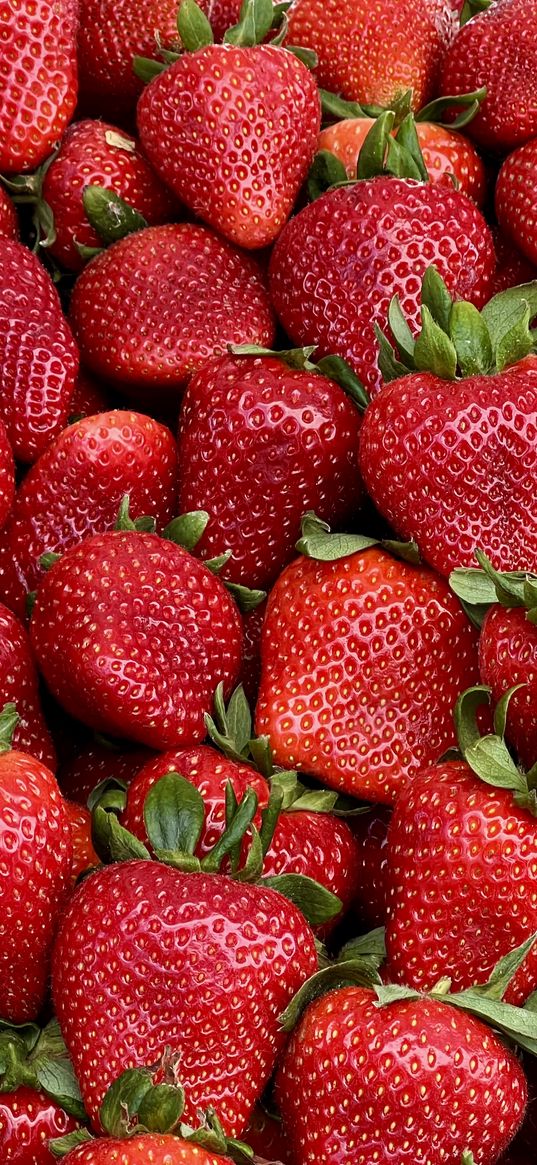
xmin=358 ymin=274 xmax=537 ymax=576
xmin=69 ymin=224 xmax=275 ymax=400
xmin=255 ymin=514 xmax=480 ymax=803
xmin=495 ymin=137 xmax=537 ymax=268
xmin=0 ymin=705 xmax=72 ymax=1023
xmin=269 ymin=117 xmax=495 ymax=395
xmin=176 ymin=351 xmax=364 ymax=589
xmin=30 ymin=529 xmax=243 ymax=749
xmin=1 ymin=410 xmax=178 ymax=599
xmin=0 ymin=603 xmax=56 ymax=768
xmin=440 ymin=0 xmax=537 ymax=153
xmin=137 ymin=1 xmax=320 ymax=250
xmin=0 ymin=0 xmax=78 ymax=174
xmin=0 ymin=238 xmax=79 ymax=463
xmin=0 ymin=421 xmax=14 ymax=531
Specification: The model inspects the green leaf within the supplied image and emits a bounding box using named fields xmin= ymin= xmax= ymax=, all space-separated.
xmin=307 ymin=150 xmax=349 ymax=201
xmin=137 ymin=1082 xmax=185 ymax=1132
xmin=461 ymin=1153 xmax=476 ymax=1165
xmin=260 ymin=873 xmax=341 ymax=926
xmin=319 ymin=89 xmax=365 ymax=120
xmin=177 ymin=0 xmax=214 ymax=49
xmin=132 ymin=56 xmax=168 ymax=82
xmin=87 ymin=776 xmax=128 ymax=815
xmin=460 ymin=0 xmax=492 ymax=26
xmin=143 ymin=773 xmax=205 ymax=858
xmin=493 ymin=685 xmax=525 ymax=740
xmin=258 ymin=785 xmax=284 ymax=855
xmin=338 ymin=927 xmax=386 ymax=966
xmin=35 ymin=1059 xmax=86 ymax=1121
xmin=474 ymin=549 xmax=530 ymax=608
xmin=248 ymin=735 xmax=274 ymax=778
xmin=163 ymin=511 xmax=210 ymax=551
xmin=357 ymin=111 xmax=395 ymax=180
xmin=388 ymin=296 xmax=416 ymax=366
xmin=494 ymin=300 xmax=533 ymax=372
xmin=229 ymin=342 xmax=317 ymax=367
xmin=289 ymin=788 xmax=338 ymax=813
xmin=467 ymin=932 xmax=537 ymax=1002
xmin=222 ymin=684 xmax=252 ymax=754
xmin=279 ymin=959 xmax=382 ymax=1032
xmin=285 ymin=45 xmax=317 ymax=69
xmin=296 ymin=511 xmax=378 ymax=560
xmin=374 ymin=324 xmax=410 ymax=382
xmin=481 ymin=282 xmax=537 ymax=360
xmin=465 ymin=735 xmax=526 ymax=792
xmin=392 ymin=114 xmax=428 ymax=182
xmin=416 ymin=87 xmax=487 ymax=129
xmin=314 ymin=355 xmax=370 ymax=411
xmin=414 ymin=304 xmax=458 ymax=379
xmin=50 ymin=1129 xmax=94 ymax=1158
xmin=0 ymin=702 xmax=18 ymax=753
xmin=225 ymin=582 xmax=266 ymax=612
xmin=449 ymin=566 xmax=501 ymax=624
xmin=448 ymin=301 xmax=493 ymax=376
xmin=82 ymin=186 xmax=147 ymax=247
xmin=232 ymin=822 xmax=264 ymax=882
xmin=443 ymin=986 xmax=537 ymax=1057
xmin=420 ymin=265 xmax=453 ymax=333
xmin=224 ymin=0 xmax=273 ymax=45
xmin=100 ymin=1068 xmax=153 ymax=1136
xmin=92 ymin=805 xmax=151 ymax=863
xmin=453 ymin=684 xmax=491 ymax=755
xmin=374 ymin=983 xmax=421 ymax=1006
xmin=201 ymin=786 xmax=258 ymax=873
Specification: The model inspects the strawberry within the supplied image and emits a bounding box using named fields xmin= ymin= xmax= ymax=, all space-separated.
xmin=496 ymin=137 xmax=537 ymax=269
xmin=0 ymin=1086 xmax=80 ymax=1164
xmin=1 ymin=410 xmax=178 ymax=599
xmin=245 ymin=1105 xmax=296 ymax=1164
xmin=0 ymin=603 xmax=56 ymax=769
xmin=239 ymin=598 xmax=266 ymax=705
xmin=64 ymin=800 xmax=100 ymax=883
xmin=254 ymin=514 xmax=480 ymax=803
xmin=0 ymin=420 xmax=14 ymax=531
xmin=440 ymin=0 xmax=537 ymax=153
xmin=0 ymin=0 xmax=78 ymax=174
xmin=0 ymin=1016 xmax=85 ymax=1162
xmin=58 ymin=740 xmax=152 ymax=805
xmin=60 ymin=1136 xmax=236 ymax=1164
xmin=69 ymin=369 xmax=114 ymax=419
xmin=285 ymin=0 xmax=457 ymax=110
xmin=385 ymin=686 xmax=537 ymax=1005
xmin=69 ymin=224 xmax=275 ymax=400
xmin=358 ymin=274 xmax=537 ymax=576
xmin=0 ymin=238 xmax=79 ymax=463
xmin=137 ymin=5 xmax=321 ymax=251
xmin=29 ymin=529 xmax=243 ymax=749
xmin=0 ymin=188 xmax=18 ymax=240
xmin=41 ymin=120 xmax=177 ymax=272
xmin=52 ymin=859 xmax=318 ymax=1133
xmin=176 ymin=352 xmax=364 ymax=589
xmin=269 ymin=119 xmax=495 ymax=395
xmin=0 ymin=705 xmax=72 ymax=1022
xmin=489 ymin=227 xmax=537 ymax=298
xmin=351 ymin=806 xmax=391 ymax=929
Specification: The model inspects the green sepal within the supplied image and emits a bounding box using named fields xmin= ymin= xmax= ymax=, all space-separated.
xmin=460 ymin=0 xmax=492 ymax=26
xmin=357 ymin=110 xmax=428 ymax=182
xmin=177 ymin=0 xmax=214 ymax=49
xmin=357 ymin=111 xmax=395 ymax=180
xmin=461 ymin=1153 xmax=475 ymax=1165
xmin=115 ymin=494 xmax=156 ymax=534
xmin=307 ymin=149 xmax=349 ymax=200
xmin=132 ymin=55 xmax=168 ymax=82
xmin=296 ymin=510 xmax=420 ymax=565
xmin=204 ymin=551 xmax=232 ymax=574
xmin=82 ymin=186 xmax=147 ymax=246
xmin=248 ymin=735 xmax=274 ymax=778
xmin=414 ymin=304 xmax=458 ymax=380
xmin=285 ymin=45 xmax=318 ymax=69
xmin=225 ymin=581 xmax=266 ymax=612
xmin=0 ymin=1018 xmax=86 ymax=1120
xmin=258 ymin=784 xmax=284 ymax=855
xmin=387 ymin=296 xmax=416 ymax=366
xmin=374 ymin=323 xmax=410 ymax=382
xmin=374 ymin=983 xmax=421 ymax=1007
xmin=205 ymin=682 xmax=252 ymax=763
xmin=2 ymin=150 xmax=58 ymax=251
xmin=137 ymin=1082 xmax=185 ymax=1132
xmin=162 ymin=510 xmax=210 ymax=550
xmin=319 ymin=89 xmax=366 ymax=121
xmin=495 ymin=301 xmax=533 ymax=372
xmin=279 ymin=957 xmax=382 ymax=1032
xmin=40 ymin=551 xmax=61 ymax=571
xmin=144 ymin=773 xmax=205 ymax=861
xmin=231 ymin=822 xmax=264 ymax=882
xmin=74 ymin=241 xmax=103 ymax=261
xmin=450 ymin=551 xmax=537 ymax=627
xmin=416 ymin=87 xmax=487 ymax=130
xmin=50 ymin=1129 xmax=94 ymax=1158
xmin=92 ymin=804 xmax=151 ymax=863
xmin=453 ymin=685 xmax=536 ymax=810
xmin=229 ymin=342 xmax=317 ymax=367
xmin=338 ymin=927 xmax=387 ymax=966
xmin=259 ymin=872 xmax=341 ymax=927
xmin=448 ymin=301 xmax=493 ymax=376
xmin=100 ymin=1067 xmax=154 ymax=1136
xmin=391 ymin=113 xmax=428 ymax=181
xmin=223 ymin=0 xmax=273 ymax=45
xmin=0 ymin=702 xmax=18 ymax=753
xmin=180 ymin=1108 xmax=254 ymax=1163
xmin=463 ymin=932 xmax=537 ymax=1003
xmin=229 ymin=342 xmax=369 ymax=410
xmin=421 ymin=265 xmax=453 ymax=333
xmin=87 ymin=776 xmax=128 ymax=816
xmin=200 ymin=785 xmax=259 ymax=873
xmin=481 ymin=282 xmax=537 ymax=366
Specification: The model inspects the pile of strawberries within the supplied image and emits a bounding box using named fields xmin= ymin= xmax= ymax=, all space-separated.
xmin=3 ymin=0 xmax=537 ymax=1162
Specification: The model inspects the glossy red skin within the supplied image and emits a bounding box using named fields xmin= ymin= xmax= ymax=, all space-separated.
xmin=239 ymin=600 xmax=266 ymax=706
xmin=121 ymin=743 xmax=270 ymax=855
xmin=275 ymin=986 xmax=527 ymax=1165
xmin=269 ymin=177 xmax=495 ymax=396
xmin=0 ymin=239 xmax=79 ymax=462
xmin=2 ymin=410 xmax=178 ymax=597
xmin=263 ymin=810 xmax=360 ymax=936
xmin=64 ymin=1135 xmax=233 ymax=1164
xmin=0 ymin=188 xmax=18 ymax=240
xmin=255 ymin=547 xmax=480 ymax=803
xmin=177 ymin=355 xmax=364 ymax=589
xmin=489 ymin=227 xmax=537 ymax=298
xmin=0 ymin=534 xmax=27 ymax=620
xmin=351 ymin=805 xmax=391 ymax=929
xmin=30 ymin=530 xmax=243 ymax=749
xmin=58 ymin=741 xmax=152 ymax=804
xmin=286 ymin=0 xmax=456 ymax=109
xmin=0 ymin=602 xmax=56 ymax=768
xmin=0 ymin=751 xmax=72 ymax=1022
xmin=138 ymin=45 xmax=320 ymax=250
xmin=318 ymin=117 xmax=487 ymax=206
xmin=245 ymin=1105 xmax=296 ymax=1164
xmin=0 ymin=1085 xmax=80 ymax=1163
xmin=0 ymin=0 xmax=78 ymax=174
xmin=440 ymin=0 xmax=537 ymax=153
xmin=52 ymin=861 xmax=318 ymax=1134
xmin=385 ymin=760 xmax=537 ymax=1005
xmin=358 ymin=359 xmax=537 ymax=576
xmin=70 ymin=224 xmax=275 ymax=398
xmin=64 ymin=799 xmax=99 ymax=883
xmin=0 ymin=419 xmax=14 ymax=531
xmin=479 ymin=604 xmax=537 ymax=770
xmin=42 ymin=119 xmax=177 ymax=272
xmin=496 ymin=138 xmax=537 ymax=268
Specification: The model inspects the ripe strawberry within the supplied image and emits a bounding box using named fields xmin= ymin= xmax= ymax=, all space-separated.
xmin=52 ymin=860 xmax=318 ymax=1133
xmin=0 ymin=188 xmax=18 ymax=240
xmin=0 ymin=0 xmax=78 ymax=174
xmin=61 ymin=1136 xmax=235 ymax=1164
xmin=318 ymin=116 xmax=487 ymax=205
xmin=30 ymin=530 xmax=243 ymax=749
xmin=239 ymin=599 xmax=266 ymax=705
xmin=0 ymin=420 xmax=14 ymax=531
xmin=70 ymin=224 xmax=275 ymax=399
xmin=69 ymin=369 xmax=114 ymax=419
xmin=41 ymin=120 xmax=177 ymax=272
xmin=177 ymin=353 xmax=364 ymax=589
xmin=255 ymin=520 xmax=480 ymax=803
xmin=0 ymin=1086 xmax=80 ymax=1164
xmin=351 ymin=806 xmax=391 ymax=929
xmin=275 ymin=984 xmax=527 ymax=1164
xmin=0 ymin=238 xmax=79 ymax=463
xmin=286 ymin=0 xmax=457 ymax=110
xmin=137 ymin=40 xmax=320 ymax=250
xmin=0 ymin=707 xmax=72 ymax=1022
xmin=489 ymin=227 xmax=537 ymax=298
xmin=58 ymin=740 xmax=152 ymax=805
xmin=64 ymin=800 xmax=100 ymax=883
xmin=479 ymin=605 xmax=537 ymax=771
xmin=0 ymin=603 xmax=56 ymax=769
xmin=496 ymin=138 xmax=537 ymax=269
xmin=263 ymin=809 xmax=360 ymax=937
xmin=1 ymin=410 xmax=178 ymax=598
xmin=440 ymin=0 xmax=537 ymax=153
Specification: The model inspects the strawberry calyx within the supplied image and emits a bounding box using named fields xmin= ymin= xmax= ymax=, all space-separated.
xmin=0 ymin=702 xmax=19 ymax=753
xmin=229 ymin=342 xmax=370 ymax=410
xmin=75 ymin=187 xmax=148 ymax=261
xmin=318 ymin=86 xmax=486 ymax=132
xmin=1 ymin=149 xmax=58 ymax=251
xmin=307 ymin=111 xmax=429 ymax=199
xmin=377 ymin=266 xmax=537 ymax=383
xmin=295 ymin=511 xmax=420 ymax=565
xmin=460 ymin=0 xmax=492 ymax=27
xmin=416 ymin=88 xmax=487 ymax=132
xmin=279 ymin=928 xmax=387 ymax=1031
xmin=453 ymin=685 xmax=537 ymax=815
xmin=450 ymin=549 xmax=537 ymax=628
xmin=0 ymin=1017 xmax=85 ymax=1121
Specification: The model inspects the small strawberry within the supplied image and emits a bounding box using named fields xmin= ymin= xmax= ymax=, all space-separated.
xmin=69 ymin=224 xmax=275 ymax=400
xmin=0 ymin=188 xmax=18 ymax=240
xmin=0 ymin=238 xmax=79 ymax=463
xmin=440 ymin=0 xmax=537 ymax=153
xmin=496 ymin=137 xmax=537 ymax=269
xmin=0 ymin=602 xmax=56 ymax=769
xmin=0 ymin=0 xmax=78 ymax=174
xmin=64 ymin=800 xmax=100 ymax=883
xmin=0 ymin=1086 xmax=80 ymax=1164
xmin=351 ymin=806 xmax=391 ymax=930
xmin=0 ymin=705 xmax=72 ymax=1023
xmin=176 ymin=351 xmax=364 ymax=589
xmin=40 ymin=120 xmax=177 ymax=272
xmin=0 ymin=420 xmax=14 ymax=531
xmin=489 ymin=227 xmax=537 ymax=298
xmin=255 ymin=513 xmax=480 ymax=803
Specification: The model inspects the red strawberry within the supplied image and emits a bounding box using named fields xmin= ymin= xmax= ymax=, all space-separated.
xmin=0 ymin=603 xmax=56 ymax=769
xmin=489 ymin=227 xmax=537 ymax=298
xmin=479 ymin=605 xmax=537 ymax=770
xmin=0 ymin=238 xmax=79 ymax=463
xmin=0 ymin=0 xmax=78 ymax=174
xmin=245 ymin=1105 xmax=296 ymax=1164
xmin=351 ymin=806 xmax=391 ymax=929
xmin=70 ymin=224 xmax=275 ymax=399
xmin=255 ymin=520 xmax=480 ymax=803
xmin=286 ymin=0 xmax=457 ymax=110
xmin=275 ymin=984 xmax=527 ymax=1164
xmin=440 ymin=0 xmax=537 ymax=153
xmin=1 ymin=410 xmax=178 ymax=598
xmin=61 ymin=1135 xmax=235 ymax=1164
xmin=41 ymin=120 xmax=177 ymax=272
xmin=137 ymin=40 xmax=320 ymax=250
xmin=496 ymin=138 xmax=537 ymax=269
xmin=58 ymin=740 xmax=152 ymax=805
xmin=69 ymin=369 xmax=114 ymax=419
xmin=0 ymin=706 xmax=72 ymax=1022
xmin=63 ymin=800 xmax=100 ymax=883
xmin=263 ymin=809 xmax=360 ymax=937
xmin=0 ymin=188 xmax=18 ymax=240
xmin=176 ymin=353 xmax=364 ymax=589
xmin=0 ymin=420 xmax=14 ymax=531
xmin=239 ymin=599 xmax=266 ymax=705
xmin=0 ymin=1086 xmax=80 ymax=1164
xmin=52 ymin=860 xmax=318 ymax=1133
xmin=30 ymin=530 xmax=243 ymax=749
